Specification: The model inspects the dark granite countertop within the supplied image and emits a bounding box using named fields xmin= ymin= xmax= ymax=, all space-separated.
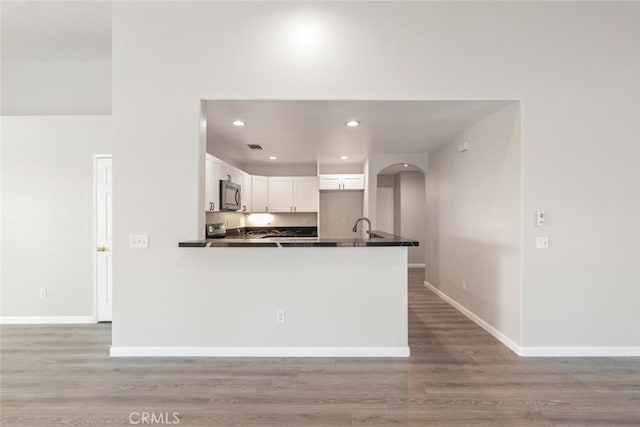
xmin=178 ymin=230 xmax=419 ymax=248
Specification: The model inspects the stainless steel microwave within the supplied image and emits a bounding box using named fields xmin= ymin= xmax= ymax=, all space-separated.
xmin=220 ymin=180 xmax=241 ymax=211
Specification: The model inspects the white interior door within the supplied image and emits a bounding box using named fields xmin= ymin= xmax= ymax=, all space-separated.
xmin=96 ymin=156 xmax=113 ymax=321
xmin=376 ymin=187 xmax=394 ymax=234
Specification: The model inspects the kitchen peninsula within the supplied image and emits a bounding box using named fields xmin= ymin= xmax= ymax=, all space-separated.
xmin=110 ymin=230 xmax=417 ymax=358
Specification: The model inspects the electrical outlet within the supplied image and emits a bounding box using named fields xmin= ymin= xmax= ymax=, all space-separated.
xmin=276 ymin=310 xmax=286 ymax=323
xmin=302 ymin=217 xmax=308 ymax=225
xmin=129 ymin=234 xmax=149 ymax=248
xmin=39 ymin=288 xmax=47 ymax=299
xmin=536 ymin=236 xmax=549 ymax=249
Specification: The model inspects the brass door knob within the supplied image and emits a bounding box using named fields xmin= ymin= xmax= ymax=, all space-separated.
xmin=97 ymin=246 xmax=107 ymax=252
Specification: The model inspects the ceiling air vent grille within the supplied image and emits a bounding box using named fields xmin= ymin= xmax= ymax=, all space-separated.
xmin=247 ymin=144 xmax=263 ymax=150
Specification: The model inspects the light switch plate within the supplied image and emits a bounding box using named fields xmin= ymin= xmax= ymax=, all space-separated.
xmin=536 ymin=236 xmax=549 ymax=249
xmin=129 ymin=234 xmax=149 ymax=248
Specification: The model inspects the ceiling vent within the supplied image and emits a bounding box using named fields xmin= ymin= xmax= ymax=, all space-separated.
xmin=247 ymin=144 xmax=263 ymax=150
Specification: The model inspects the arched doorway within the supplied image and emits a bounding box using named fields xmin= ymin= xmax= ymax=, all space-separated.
xmin=377 ymin=163 xmax=426 ymax=267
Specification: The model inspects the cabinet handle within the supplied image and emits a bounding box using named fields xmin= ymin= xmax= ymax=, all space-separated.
xmin=265 ymin=206 xmax=268 ymax=212
xmin=242 ymin=205 xmax=246 ymax=212
xmin=294 ymin=206 xmax=297 ymax=212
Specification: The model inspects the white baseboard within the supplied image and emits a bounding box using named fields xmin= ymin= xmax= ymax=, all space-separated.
xmin=110 ymin=346 xmax=411 ymax=358
xmin=424 ymin=281 xmax=640 ymax=358
xmin=423 ymin=280 xmax=521 ymax=355
xmin=408 ymin=263 xmax=425 ymax=268
xmin=0 ymin=316 xmax=96 ymax=324
xmin=520 ymin=346 xmax=640 ymax=357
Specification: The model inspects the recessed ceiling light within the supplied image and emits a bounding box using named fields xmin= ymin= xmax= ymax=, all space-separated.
xmin=269 ymin=156 xmax=278 ymax=160
xmin=340 ymin=156 xmax=349 ymax=160
xmin=403 ymin=163 xmax=409 ymax=167
xmin=345 ymin=120 xmax=360 ymax=128
xmin=232 ymin=120 xmax=245 ymax=127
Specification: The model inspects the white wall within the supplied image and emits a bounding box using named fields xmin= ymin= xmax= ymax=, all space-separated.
xmin=319 ymin=163 xmax=364 ymax=174
xmin=398 ymin=171 xmax=426 ymax=264
xmin=426 ymin=104 xmax=522 ymax=344
xmin=1 ymin=61 xmax=112 ymax=115
xmin=112 ymin=2 xmax=639 ymax=350
xmin=242 ymin=162 xmax=317 ymax=177
xmin=377 ymin=175 xmax=394 ymax=189
xmin=319 ymin=191 xmax=363 ymax=238
xmin=1 ymin=116 xmax=112 ymax=318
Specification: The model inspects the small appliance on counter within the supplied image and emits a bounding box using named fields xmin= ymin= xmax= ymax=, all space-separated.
xmin=205 ymin=223 xmax=226 ymax=239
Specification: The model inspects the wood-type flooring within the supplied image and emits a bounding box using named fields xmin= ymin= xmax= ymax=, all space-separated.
xmin=2 ymin=269 xmax=639 ymax=426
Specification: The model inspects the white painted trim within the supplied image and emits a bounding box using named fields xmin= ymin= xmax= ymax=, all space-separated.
xmin=110 ymin=346 xmax=411 ymax=358
xmin=408 ymin=263 xmax=425 ymax=268
xmin=520 ymin=347 xmax=640 ymax=357
xmin=0 ymin=316 xmax=96 ymax=324
xmin=424 ymin=280 xmax=522 ymax=355
xmin=424 ymin=281 xmax=640 ymax=358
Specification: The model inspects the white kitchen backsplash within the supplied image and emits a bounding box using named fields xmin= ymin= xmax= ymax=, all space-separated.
xmin=206 ymin=211 xmax=245 ymax=229
xmin=245 ymin=212 xmax=317 ymax=227
xmin=207 ymin=211 xmax=317 ymax=228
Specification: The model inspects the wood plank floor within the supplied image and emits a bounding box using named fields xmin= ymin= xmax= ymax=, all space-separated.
xmin=2 ymin=269 xmax=639 ymax=426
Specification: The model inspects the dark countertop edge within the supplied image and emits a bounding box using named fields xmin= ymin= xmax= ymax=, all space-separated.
xmin=179 ymin=230 xmax=419 ymax=248
xmin=225 ymin=226 xmax=318 ymax=238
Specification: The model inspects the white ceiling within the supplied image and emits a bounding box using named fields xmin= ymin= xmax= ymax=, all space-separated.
xmin=379 ymin=163 xmax=424 ymax=176
xmin=205 ymin=100 xmax=515 ymax=168
xmin=1 ymin=1 xmax=112 ymax=61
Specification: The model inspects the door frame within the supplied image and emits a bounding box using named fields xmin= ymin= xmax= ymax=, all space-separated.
xmin=93 ymin=154 xmax=112 ymax=323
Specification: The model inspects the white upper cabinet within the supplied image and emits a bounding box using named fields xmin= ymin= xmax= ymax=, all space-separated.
xmin=219 ymin=162 xmax=241 ymax=185
xmin=205 ymin=156 xmax=320 ymax=214
xmin=319 ymin=174 xmax=365 ymax=191
xmin=318 ymin=174 xmax=342 ymax=190
xmin=205 ymin=154 xmax=220 ymax=212
xmin=251 ymin=176 xmax=269 ymax=213
xmin=268 ymin=177 xmax=294 ymax=212
xmin=293 ymin=177 xmax=319 ymax=212
xmin=342 ymin=174 xmax=365 ymax=190
xmin=242 ymin=172 xmax=252 ymax=213
xmin=266 ymin=176 xmax=319 ymax=213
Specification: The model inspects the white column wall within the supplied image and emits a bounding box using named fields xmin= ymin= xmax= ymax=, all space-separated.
xmin=112 ymin=2 xmax=640 ymax=349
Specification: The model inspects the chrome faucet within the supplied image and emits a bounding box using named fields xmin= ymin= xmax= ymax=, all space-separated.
xmin=352 ymin=217 xmax=372 ymax=238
